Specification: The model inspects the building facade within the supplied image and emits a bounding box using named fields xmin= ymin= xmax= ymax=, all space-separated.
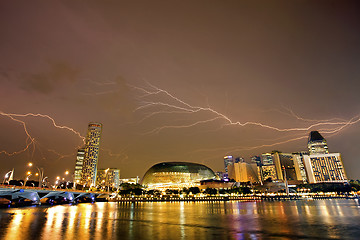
xmin=81 ymin=122 xmax=102 ymax=187
xmin=224 ymin=156 xmax=234 ymax=175
xmin=120 ymin=177 xmax=139 ymax=185
xmin=272 ymin=152 xmax=303 ymax=184
xmin=74 ymin=147 xmax=85 ymax=184
xmin=251 ymin=156 xmax=262 ymax=166
xmin=96 ymin=168 xmax=120 ymax=190
xmin=228 ymin=162 xmax=260 ymax=183
xmin=142 ymin=162 xmax=217 ymax=189
xmin=261 ymin=165 xmax=278 ymax=182
xmin=292 ymin=152 xmax=309 ymax=183
xmin=303 ymin=153 xmax=347 ymax=183
xmin=261 ymin=153 xmax=274 ymax=165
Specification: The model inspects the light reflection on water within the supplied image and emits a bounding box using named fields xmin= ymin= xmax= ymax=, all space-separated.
xmin=0 ymin=200 xmax=359 ymax=240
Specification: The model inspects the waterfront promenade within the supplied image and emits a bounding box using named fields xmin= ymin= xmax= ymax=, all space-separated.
xmin=1 ymin=199 xmax=360 ymax=239
xmin=0 ymin=185 xmax=357 ymax=207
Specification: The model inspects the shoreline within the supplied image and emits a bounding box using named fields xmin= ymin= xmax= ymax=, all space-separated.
xmin=108 ymin=195 xmax=357 ymax=202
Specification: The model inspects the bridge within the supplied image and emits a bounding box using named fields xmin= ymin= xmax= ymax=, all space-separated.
xmin=0 ymin=187 xmax=111 ymax=206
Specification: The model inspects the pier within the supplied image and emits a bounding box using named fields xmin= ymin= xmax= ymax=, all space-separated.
xmin=0 ymin=187 xmax=108 ymax=207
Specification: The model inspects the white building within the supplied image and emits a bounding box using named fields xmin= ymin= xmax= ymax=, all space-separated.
xmin=303 ymin=153 xmax=347 ymax=183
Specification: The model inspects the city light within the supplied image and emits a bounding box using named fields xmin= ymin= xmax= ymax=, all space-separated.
xmin=0 ymin=2 xmax=359 ymax=239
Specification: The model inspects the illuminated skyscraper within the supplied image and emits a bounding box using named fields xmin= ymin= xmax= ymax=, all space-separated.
xmin=303 ymin=153 xmax=347 ymax=183
xmin=308 ymin=131 xmax=329 ymax=154
xmin=292 ymin=152 xmax=309 ymax=183
xmin=262 ymin=165 xmax=277 ymax=181
xmin=224 ymin=156 xmax=234 ymax=176
xmin=74 ymin=147 xmax=85 ymax=184
xmin=81 ymin=122 xmax=102 ymax=187
xmin=261 ymin=153 xmax=274 ymax=166
xmin=251 ymin=155 xmax=262 ymax=166
xmin=96 ymin=168 xmax=120 ymax=190
xmin=260 ymin=153 xmax=277 ymax=182
xmin=272 ymin=152 xmax=303 ymax=184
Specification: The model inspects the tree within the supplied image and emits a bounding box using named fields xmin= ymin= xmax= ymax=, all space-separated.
xmin=188 ymin=187 xmax=200 ymax=194
xmin=204 ymin=188 xmax=218 ymax=195
xmin=219 ymin=188 xmax=227 ymax=194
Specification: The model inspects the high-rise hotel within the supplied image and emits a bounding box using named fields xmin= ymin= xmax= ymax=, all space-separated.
xmin=303 ymin=153 xmax=347 ymax=183
xmin=81 ymin=122 xmax=102 ymax=187
xmin=303 ymin=131 xmax=347 ymax=183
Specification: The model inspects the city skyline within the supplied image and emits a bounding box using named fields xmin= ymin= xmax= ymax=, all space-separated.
xmin=1 ymin=1 xmax=360 ymax=180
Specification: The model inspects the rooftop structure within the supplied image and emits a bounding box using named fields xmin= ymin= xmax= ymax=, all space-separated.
xmin=308 ymin=131 xmax=329 ymax=154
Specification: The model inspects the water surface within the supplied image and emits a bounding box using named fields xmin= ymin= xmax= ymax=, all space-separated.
xmin=0 ymin=199 xmax=359 ymax=239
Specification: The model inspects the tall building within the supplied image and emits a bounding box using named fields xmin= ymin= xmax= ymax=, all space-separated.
xmin=74 ymin=147 xmax=85 ymax=184
xmin=260 ymin=153 xmax=277 ymax=182
xmin=272 ymin=152 xmax=303 ymax=184
xmin=308 ymin=131 xmax=329 ymax=154
xmin=224 ymin=156 xmax=234 ymax=175
xmin=235 ymin=157 xmax=245 ymax=163
xmin=303 ymin=153 xmax=347 ymax=183
xmin=251 ymin=156 xmax=262 ymax=166
xmin=81 ymin=122 xmax=102 ymax=187
xmin=96 ymin=168 xmax=121 ymax=190
xmin=261 ymin=165 xmax=278 ymax=182
xmin=261 ymin=153 xmax=274 ymax=166
xmin=228 ymin=162 xmax=260 ymax=183
xmin=292 ymin=152 xmax=309 ymax=183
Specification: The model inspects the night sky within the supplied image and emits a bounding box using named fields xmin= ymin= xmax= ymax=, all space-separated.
xmin=1 ymin=1 xmax=360 ymax=181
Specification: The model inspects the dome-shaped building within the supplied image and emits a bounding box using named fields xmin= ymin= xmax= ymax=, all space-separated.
xmin=142 ymin=162 xmax=217 ymax=189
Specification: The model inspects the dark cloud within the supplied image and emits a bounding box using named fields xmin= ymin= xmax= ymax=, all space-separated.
xmin=21 ymin=61 xmax=79 ymax=94
xmin=92 ymin=76 xmax=136 ymax=116
xmin=0 ymin=1 xmax=359 ymax=180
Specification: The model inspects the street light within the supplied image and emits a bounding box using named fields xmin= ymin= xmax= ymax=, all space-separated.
xmin=42 ymin=176 xmax=48 ymax=188
xmin=24 ymin=173 xmax=32 ymax=187
xmin=28 ymin=162 xmax=44 ymax=188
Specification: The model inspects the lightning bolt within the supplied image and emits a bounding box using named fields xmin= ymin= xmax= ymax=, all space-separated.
xmin=145 ymin=116 xmax=224 ymax=135
xmin=0 ymin=111 xmax=85 ymax=142
xmin=0 ymin=111 xmax=36 ymax=156
xmin=281 ymin=105 xmax=347 ymax=123
xmin=101 ymin=147 xmax=128 ymax=159
xmin=129 ymin=82 xmax=360 ymax=156
xmin=131 ymin=82 xmax=360 ymax=134
xmin=0 ymin=111 xmax=85 ymax=157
